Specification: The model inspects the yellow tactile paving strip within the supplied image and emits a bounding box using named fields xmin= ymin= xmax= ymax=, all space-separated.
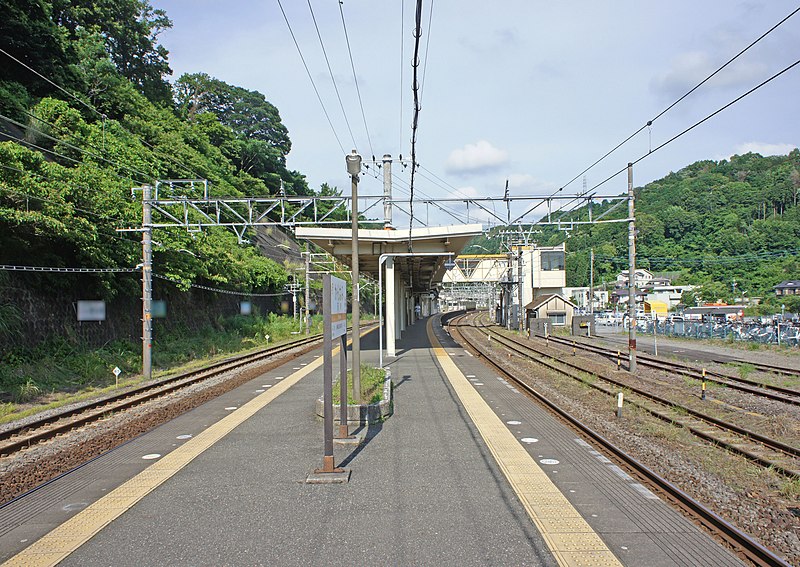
xmin=428 ymin=322 xmax=622 ymax=567
xmin=2 ymin=329 xmax=371 ymax=567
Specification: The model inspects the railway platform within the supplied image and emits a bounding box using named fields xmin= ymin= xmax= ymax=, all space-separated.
xmin=0 ymin=315 xmax=745 ymax=566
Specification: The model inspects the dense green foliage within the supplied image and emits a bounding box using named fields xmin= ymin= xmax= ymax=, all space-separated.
xmin=558 ymin=152 xmax=800 ymax=311
xmin=0 ymin=0 xmax=346 ymax=299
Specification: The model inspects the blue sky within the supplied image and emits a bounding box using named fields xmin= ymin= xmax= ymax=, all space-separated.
xmin=152 ymin=1 xmax=800 ymax=227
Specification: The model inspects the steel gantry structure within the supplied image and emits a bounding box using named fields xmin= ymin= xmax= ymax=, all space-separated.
xmin=125 ymin=168 xmax=639 ymax=379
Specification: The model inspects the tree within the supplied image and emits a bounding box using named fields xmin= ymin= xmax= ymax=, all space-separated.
xmin=0 ymin=0 xmax=76 ymax=120
xmin=174 ymin=73 xmax=290 ymax=154
xmin=50 ymin=0 xmax=173 ymax=103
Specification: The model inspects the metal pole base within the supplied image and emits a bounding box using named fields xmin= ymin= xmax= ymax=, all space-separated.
xmin=319 ymin=455 xmax=338 ymax=473
xmin=306 ymin=463 xmax=351 ymax=484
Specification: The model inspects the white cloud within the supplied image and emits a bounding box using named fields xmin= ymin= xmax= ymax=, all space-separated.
xmin=731 ymin=142 xmax=797 ymax=157
xmin=505 ymin=174 xmax=554 ymax=193
xmin=445 ymin=140 xmax=509 ymax=175
xmin=650 ymin=51 xmax=768 ymax=98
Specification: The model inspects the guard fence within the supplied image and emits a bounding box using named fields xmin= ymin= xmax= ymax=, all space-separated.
xmin=632 ymin=319 xmax=800 ymax=347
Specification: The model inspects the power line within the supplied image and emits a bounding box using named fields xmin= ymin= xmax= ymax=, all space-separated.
xmin=417 ymin=164 xmax=478 ymax=201
xmin=553 ymin=5 xmax=800 ymax=198
xmin=2 ymin=132 xmax=82 ymax=167
xmin=408 ymin=0 xmax=423 ymax=249
xmin=0 ymin=47 xmax=97 ymax=116
xmin=306 ymin=0 xmax=358 ymax=151
xmin=632 ymin=57 xmax=800 ymax=167
xmin=419 ymin=0 xmax=435 ymax=100
xmin=1 ymin=111 xmax=153 ymax=183
xmin=389 ymin=171 xmax=471 ymax=225
xmin=0 ymin=48 xmax=208 ymax=182
xmin=276 ymin=0 xmax=346 ymax=155
xmin=590 ymin=56 xmax=800 ymax=194
xmin=338 ymin=1 xmax=375 ymax=159
xmin=0 ymin=265 xmax=137 ymax=273
xmin=399 ymin=0 xmax=405 ymax=156
xmin=153 ymin=273 xmax=285 ymax=297
xmin=0 ymin=179 xmax=143 ymax=248
xmin=0 ymin=265 xmax=286 ymax=296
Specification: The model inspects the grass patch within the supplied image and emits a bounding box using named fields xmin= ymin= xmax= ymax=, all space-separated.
xmin=732 ymin=363 xmax=755 ymax=380
xmin=333 ymin=364 xmax=387 ymax=405
xmin=0 ymin=313 xmax=325 ymax=424
xmin=639 ymin=420 xmax=685 ymax=443
xmin=0 ymin=402 xmax=16 ymax=418
xmin=780 ymin=478 xmax=800 ymax=499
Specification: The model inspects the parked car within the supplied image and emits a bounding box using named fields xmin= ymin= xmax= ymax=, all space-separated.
xmin=594 ymin=312 xmax=616 ymax=325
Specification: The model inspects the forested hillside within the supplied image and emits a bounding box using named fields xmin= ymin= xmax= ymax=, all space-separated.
xmin=560 ymin=152 xmax=800 ymax=312
xmin=2 ymin=1 xmax=798 ymax=313
xmin=0 ymin=0 xmax=339 ymax=300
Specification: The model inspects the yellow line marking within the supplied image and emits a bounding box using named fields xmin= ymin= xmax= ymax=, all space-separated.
xmin=3 ymin=328 xmax=376 ymax=567
xmin=428 ymin=321 xmax=622 ymax=567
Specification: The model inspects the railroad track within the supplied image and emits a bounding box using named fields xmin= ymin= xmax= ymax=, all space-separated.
xmin=0 ymin=332 xmax=327 ymax=457
xmin=594 ymin=331 xmax=800 ymax=378
xmin=445 ymin=311 xmax=792 ymax=567
xmin=541 ymin=333 xmax=800 ymax=407
xmin=459 ymin=314 xmax=799 ymax=478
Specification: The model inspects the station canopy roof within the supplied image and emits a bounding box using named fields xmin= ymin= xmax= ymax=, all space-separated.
xmin=295 ymin=224 xmax=483 ymax=292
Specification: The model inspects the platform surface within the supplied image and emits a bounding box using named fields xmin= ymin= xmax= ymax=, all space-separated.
xmin=0 ymin=316 xmax=744 ymax=566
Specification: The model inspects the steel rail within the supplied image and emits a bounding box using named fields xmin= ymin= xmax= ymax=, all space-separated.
xmin=474 ymin=325 xmax=800 ymax=468
xmin=589 ymin=331 xmax=800 ymax=378
xmin=543 ymin=333 xmax=800 ymax=405
xmin=446 ymin=311 xmax=791 ymax=567
xmin=0 ymin=332 xmax=328 ymax=455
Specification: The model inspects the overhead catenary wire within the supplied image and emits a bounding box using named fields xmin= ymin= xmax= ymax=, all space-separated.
xmin=408 ymin=0 xmax=424 ymax=250
xmin=338 ymin=1 xmax=375 ymax=159
xmin=550 ymin=5 xmax=800 ymax=199
xmin=588 ymin=56 xmax=800 ymax=195
xmin=399 ymin=0 xmax=405 ymax=156
xmin=276 ymin=0 xmax=346 ymax=155
xmin=306 ymin=0 xmax=358 ymax=152
xmin=419 ymin=0 xmax=435 ymax=100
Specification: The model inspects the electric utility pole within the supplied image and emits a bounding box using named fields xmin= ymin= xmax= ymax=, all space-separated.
xmin=627 ymin=163 xmax=637 ymax=373
xmin=141 ymin=184 xmax=153 ymax=380
xmin=383 ymin=154 xmax=393 ymax=228
xmin=590 ymin=248 xmax=595 ymax=315
xmin=305 ymin=245 xmax=311 ymax=335
xmin=346 ymin=150 xmax=362 ymax=402
xmin=517 ymin=244 xmax=524 ymax=331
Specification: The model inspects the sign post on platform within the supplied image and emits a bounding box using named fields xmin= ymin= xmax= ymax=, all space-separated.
xmin=316 ymin=274 xmax=348 ymax=476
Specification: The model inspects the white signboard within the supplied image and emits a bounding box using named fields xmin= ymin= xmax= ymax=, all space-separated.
xmin=77 ymin=300 xmax=106 ymax=321
xmin=331 ymin=276 xmax=347 ymax=338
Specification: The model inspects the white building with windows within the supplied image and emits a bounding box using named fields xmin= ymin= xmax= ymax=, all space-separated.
xmin=442 ymin=243 xmax=567 ymax=327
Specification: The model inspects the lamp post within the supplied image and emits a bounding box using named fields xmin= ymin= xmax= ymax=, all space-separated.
xmin=346 ymin=150 xmax=362 ymax=402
